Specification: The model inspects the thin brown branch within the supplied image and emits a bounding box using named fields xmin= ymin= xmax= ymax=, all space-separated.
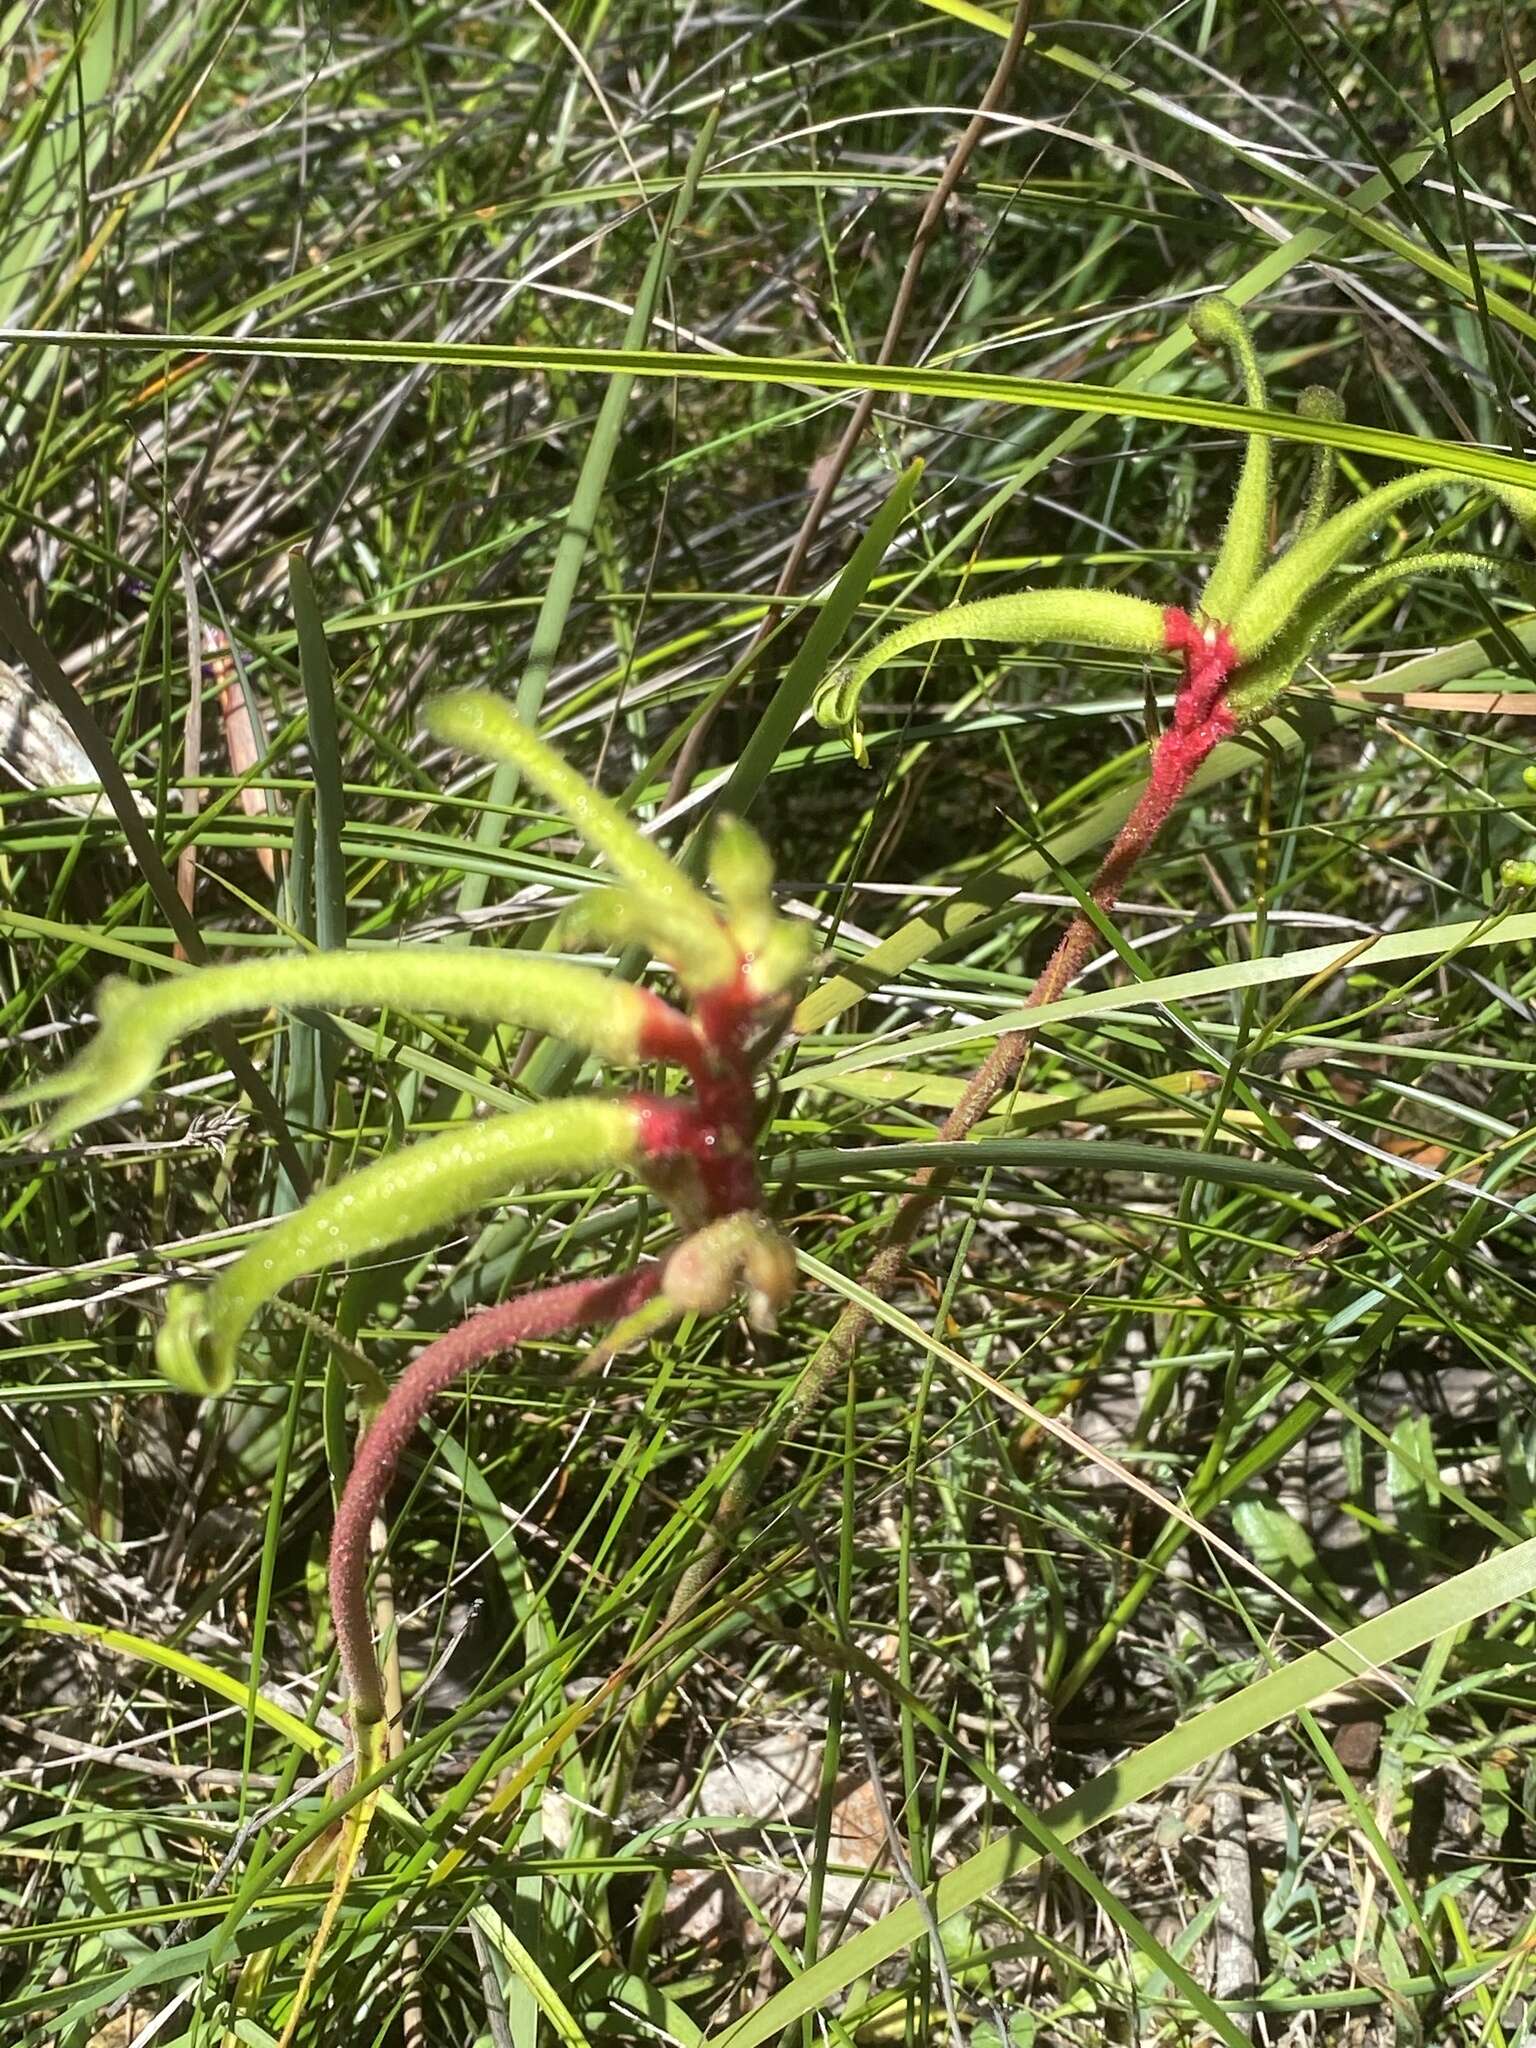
xmin=664 ymin=1 xmax=1033 ymax=806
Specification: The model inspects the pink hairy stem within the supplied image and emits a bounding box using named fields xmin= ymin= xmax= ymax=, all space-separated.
xmin=910 ymin=608 xmax=1239 ymax=1146
xmin=1025 ymin=614 xmax=1239 ymax=1010
xmin=330 ymin=1263 xmax=663 ymax=1730
xmin=638 ymin=608 xmax=1246 ymax=1680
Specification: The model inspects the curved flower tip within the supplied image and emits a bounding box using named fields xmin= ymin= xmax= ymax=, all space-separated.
xmin=818 ymin=589 xmax=1167 ymax=765
xmin=157 ymin=1284 xmax=230 ymax=1396
xmin=812 ymin=662 xmax=869 ymax=764
xmin=1188 ymin=295 xmax=1251 ymax=356
xmin=1 ymin=977 xmax=163 ymax=1143
xmin=153 ymin=1097 xmax=649 ymax=1401
xmin=662 ymin=1211 xmax=797 ymax=1331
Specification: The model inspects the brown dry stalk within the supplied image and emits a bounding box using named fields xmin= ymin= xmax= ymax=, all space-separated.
xmin=664 ymin=0 xmax=1033 ymax=807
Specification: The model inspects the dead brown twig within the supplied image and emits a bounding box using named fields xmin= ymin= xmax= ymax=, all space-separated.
xmin=664 ymin=1 xmax=1034 ymax=807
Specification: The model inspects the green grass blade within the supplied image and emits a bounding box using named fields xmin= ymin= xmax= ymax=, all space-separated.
xmin=455 ymin=106 xmax=721 ymax=919
xmin=707 ymin=1536 xmax=1536 ymax=2047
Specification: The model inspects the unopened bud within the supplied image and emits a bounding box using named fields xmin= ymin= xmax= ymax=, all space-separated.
xmin=743 ymin=1229 xmax=797 ymax=1331
xmin=661 ymin=1231 xmax=738 ymax=1316
xmin=709 ymin=815 xmax=776 ymax=947
xmin=157 ymin=1286 xmax=226 ymax=1396
xmin=660 ymin=1213 xmax=798 ymax=1329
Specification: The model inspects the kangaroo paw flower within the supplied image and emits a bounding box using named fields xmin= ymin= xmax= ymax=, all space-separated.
xmin=3 ymin=952 xmax=699 ymax=1146
xmin=156 ymin=1098 xmax=651 ymax=1395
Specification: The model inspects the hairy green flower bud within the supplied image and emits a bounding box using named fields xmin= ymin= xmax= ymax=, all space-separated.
xmin=1224 ymin=548 xmax=1531 ymax=725
xmin=5 ymin=951 xmax=695 ymax=1145
xmin=708 ymin=813 xmax=777 ymax=952
xmin=1188 ymin=297 xmax=1272 ymax=623
xmin=156 ymin=1097 xmax=648 ymax=1395
xmin=1228 ymin=470 xmax=1536 ymax=662
xmin=427 ymin=690 xmax=739 ymax=991
xmin=813 ymin=589 xmax=1169 ymax=764
xmin=1294 ymin=385 xmax=1345 ymax=543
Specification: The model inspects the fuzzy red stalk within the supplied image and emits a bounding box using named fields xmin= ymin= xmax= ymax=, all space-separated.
xmin=330 ymin=1263 xmax=662 ymax=1729
xmin=1023 ymin=608 xmax=1238 ymax=1009
xmin=835 ymin=611 xmax=1241 ymax=1313
xmin=660 ymin=968 xmax=764 ymax=1145
xmin=331 ymin=960 xmax=780 ymax=1732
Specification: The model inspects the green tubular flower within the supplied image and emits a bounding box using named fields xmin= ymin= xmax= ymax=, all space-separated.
xmin=1227 ymin=468 xmax=1536 ymax=661
xmin=811 ymin=589 xmax=1169 ymax=765
xmin=12 ymin=698 xmax=811 ymax=1415
xmin=814 ymin=300 xmax=1536 ymax=771
xmin=552 ymin=810 xmax=814 ymax=1006
xmin=427 ymin=689 xmax=739 ymax=992
xmin=1294 ymin=386 xmax=1345 ymax=543
xmin=5 ymin=951 xmax=695 ymax=1145
xmin=707 ymin=814 xmax=776 ymax=952
xmin=1189 ymin=297 xmax=1272 ymax=622
xmin=706 ymin=813 xmax=817 ymax=1002
xmin=156 ymin=1097 xmax=648 ymax=1395
xmin=1225 ymin=548 xmax=1536 ymax=725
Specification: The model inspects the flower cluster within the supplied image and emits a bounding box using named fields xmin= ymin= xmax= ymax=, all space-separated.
xmin=815 ymin=297 xmax=1536 ymax=998
xmin=8 ymin=690 xmax=811 ymax=1737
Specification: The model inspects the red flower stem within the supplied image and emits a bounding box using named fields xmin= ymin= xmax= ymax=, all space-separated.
xmin=637 ymin=621 xmax=1246 ymax=1680
xmin=840 ymin=712 xmax=1232 ymax=1318
xmin=330 ymin=1264 xmax=662 ymax=1731
xmin=864 ymin=614 xmax=1240 ymax=1263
